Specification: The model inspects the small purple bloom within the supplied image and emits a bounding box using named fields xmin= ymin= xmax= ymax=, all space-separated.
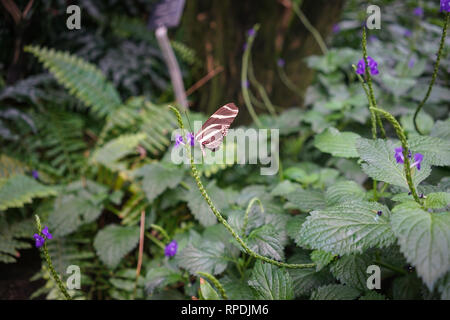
xmin=247 ymin=28 xmax=255 ymax=37
xmin=164 ymin=240 xmax=178 ymax=257
xmin=413 ymin=7 xmax=424 ymax=18
xmin=187 ymin=132 xmax=195 ymax=147
xmin=174 ymin=134 xmax=184 ymax=148
xmin=411 ymin=153 xmax=424 ymax=171
xmin=332 ymin=24 xmax=340 ymax=33
xmin=356 ymin=56 xmax=379 ymax=75
xmin=277 ymin=58 xmax=285 ymax=67
xmin=395 ymin=147 xmax=405 ymax=164
xmin=404 ymin=29 xmax=412 ymax=37
xmin=42 ymin=226 xmax=53 ymax=240
xmin=33 ymin=234 xmax=45 ymax=248
xmin=368 ymin=35 xmax=377 ymax=43
xmin=31 ymin=170 xmax=39 ymax=180
xmin=408 ymin=58 xmax=415 ymax=68
xmin=377 ymin=210 xmax=383 ymax=216
xmin=440 ymin=0 xmax=450 ymax=12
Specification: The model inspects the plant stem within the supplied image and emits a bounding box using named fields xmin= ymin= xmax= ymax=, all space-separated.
xmin=243 ymin=197 xmax=264 ymax=236
xmin=413 ymin=12 xmax=449 ymax=134
xmin=197 ymin=272 xmax=228 ymax=300
xmin=370 ymin=107 xmax=421 ymax=204
xmin=169 ymin=106 xmax=314 ymax=270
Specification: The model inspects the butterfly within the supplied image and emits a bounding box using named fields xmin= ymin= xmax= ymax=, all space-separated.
xmin=194 ymin=103 xmax=239 ymax=156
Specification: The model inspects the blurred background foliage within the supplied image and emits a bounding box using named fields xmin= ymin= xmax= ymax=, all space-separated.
xmin=0 ymin=0 xmax=449 ymax=300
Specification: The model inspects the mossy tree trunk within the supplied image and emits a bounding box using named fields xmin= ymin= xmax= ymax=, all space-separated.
xmin=179 ymin=0 xmax=345 ymax=124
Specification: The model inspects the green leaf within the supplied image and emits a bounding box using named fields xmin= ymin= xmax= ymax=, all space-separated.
xmin=24 ymin=46 xmax=122 ymax=117
xmin=49 ymin=180 xmax=107 ymax=236
xmin=247 ymin=225 xmax=284 ymax=261
xmin=437 ymin=272 xmax=450 ymax=300
xmin=221 ymin=275 xmax=254 ymax=300
xmin=93 ymin=224 xmax=140 ymax=269
xmin=391 ymin=202 xmax=450 ymax=290
xmin=199 ymin=278 xmax=220 ymax=300
xmin=270 ymin=180 xmax=301 ymax=197
xmin=310 ymin=250 xmax=336 ymax=271
xmin=175 ymin=240 xmax=228 ymax=275
xmin=314 ymin=128 xmax=360 ymax=158
xmin=0 ymin=174 xmax=57 ymax=210
xmin=431 ymin=119 xmax=450 ymax=140
xmin=401 ymin=112 xmax=434 ymax=135
xmin=392 ymin=274 xmax=422 ymax=299
xmin=424 ymin=192 xmax=450 ymax=209
xmin=145 ymin=267 xmax=184 ymax=294
xmin=381 ymin=73 xmax=416 ymax=96
xmin=134 ymin=163 xmax=184 ymax=203
xmin=325 ymin=180 xmax=365 ymax=205
xmin=298 ymin=201 xmax=395 ymax=255
xmin=310 ymin=284 xmax=360 ymax=300
xmin=409 ymin=134 xmax=450 ymax=166
xmin=90 ymin=134 xmax=145 ymax=171
xmin=284 ymin=189 xmax=326 ymax=212
xmin=288 ymin=251 xmax=334 ymax=297
xmin=356 ymin=138 xmax=431 ymax=189
xmin=330 ymin=253 xmax=374 ymax=291
xmin=248 ymin=261 xmax=294 ymax=300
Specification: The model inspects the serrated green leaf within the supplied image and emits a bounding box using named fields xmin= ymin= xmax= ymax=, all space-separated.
xmin=284 ymin=189 xmax=326 ymax=212
xmin=314 ymin=128 xmax=360 ymax=158
xmin=431 ymin=119 xmax=450 ymax=140
xmin=145 ymin=267 xmax=184 ymax=295
xmin=221 ymin=275 xmax=254 ymax=300
xmin=247 ymin=225 xmax=284 ymax=261
xmin=0 ymin=174 xmax=57 ymax=210
xmin=298 ymin=201 xmax=395 ymax=255
xmin=310 ymin=250 xmax=336 ymax=271
xmin=325 ymin=180 xmax=365 ymax=205
xmin=437 ymin=272 xmax=450 ymax=300
xmin=135 ymin=163 xmax=184 ymax=203
xmin=330 ymin=253 xmax=374 ymax=291
xmin=391 ymin=202 xmax=450 ymax=290
xmin=175 ymin=240 xmax=228 ymax=275
xmin=356 ymin=138 xmax=431 ymax=189
xmin=248 ymin=261 xmax=294 ymax=300
xmin=310 ymin=284 xmax=360 ymax=300
xmin=409 ymin=134 xmax=450 ymax=166
xmin=392 ymin=274 xmax=422 ymax=299
xmin=93 ymin=224 xmax=140 ymax=269
xmin=424 ymin=192 xmax=450 ymax=209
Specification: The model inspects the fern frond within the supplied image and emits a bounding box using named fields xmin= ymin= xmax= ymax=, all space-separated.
xmin=24 ymin=45 xmax=122 ymax=117
xmin=0 ymin=154 xmax=28 ymax=178
xmin=0 ymin=216 xmax=34 ymax=263
xmin=0 ymin=175 xmax=58 ymax=211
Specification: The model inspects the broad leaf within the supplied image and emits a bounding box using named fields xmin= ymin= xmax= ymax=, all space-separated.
xmin=314 ymin=128 xmax=360 ymax=158
xmin=330 ymin=253 xmax=375 ymax=291
xmin=247 ymin=225 xmax=284 ymax=261
xmin=356 ymin=138 xmax=431 ymax=189
xmin=93 ymin=225 xmax=140 ymax=269
xmin=284 ymin=189 xmax=326 ymax=212
xmin=310 ymin=284 xmax=360 ymax=300
xmin=310 ymin=250 xmax=336 ymax=271
xmin=325 ymin=180 xmax=365 ymax=205
xmin=391 ymin=202 xmax=450 ymax=290
xmin=298 ymin=201 xmax=395 ymax=255
xmin=248 ymin=261 xmax=294 ymax=300
xmin=175 ymin=240 xmax=228 ymax=275
xmin=409 ymin=134 xmax=450 ymax=166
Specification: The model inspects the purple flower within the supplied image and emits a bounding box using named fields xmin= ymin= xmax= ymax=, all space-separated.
xmin=395 ymin=147 xmax=405 ymax=164
xmin=408 ymin=58 xmax=415 ymax=68
xmin=441 ymin=0 xmax=450 ymax=12
xmin=164 ymin=240 xmax=178 ymax=257
xmin=377 ymin=210 xmax=383 ymax=216
xmin=174 ymin=134 xmax=185 ymax=148
xmin=413 ymin=7 xmax=424 ymax=17
xmin=42 ymin=226 xmax=53 ymax=240
xmin=411 ymin=153 xmax=424 ymax=170
xmin=277 ymin=58 xmax=285 ymax=67
xmin=404 ymin=29 xmax=412 ymax=37
xmin=368 ymin=35 xmax=378 ymax=43
xmin=332 ymin=24 xmax=340 ymax=33
xmin=31 ymin=170 xmax=39 ymax=180
xmin=247 ymin=28 xmax=255 ymax=37
xmin=187 ymin=132 xmax=195 ymax=147
xmin=356 ymin=56 xmax=379 ymax=75
xmin=33 ymin=234 xmax=45 ymax=248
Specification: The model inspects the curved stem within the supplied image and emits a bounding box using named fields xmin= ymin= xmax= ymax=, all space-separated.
xmin=413 ymin=12 xmax=449 ymax=134
xmin=169 ymin=106 xmax=314 ymax=270
xmin=292 ymin=1 xmax=327 ymax=54
xmin=248 ymin=55 xmax=277 ymax=116
xmin=242 ymin=197 xmax=264 ymax=236
xmin=197 ymin=272 xmax=228 ymax=300
xmin=242 ymin=24 xmax=262 ymax=127
xmin=370 ymin=108 xmax=421 ymax=205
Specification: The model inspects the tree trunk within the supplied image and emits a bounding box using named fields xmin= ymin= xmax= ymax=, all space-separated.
xmin=179 ymin=0 xmax=345 ymax=124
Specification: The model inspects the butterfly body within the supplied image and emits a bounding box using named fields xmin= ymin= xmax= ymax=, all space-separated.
xmin=195 ymin=103 xmax=239 ymax=156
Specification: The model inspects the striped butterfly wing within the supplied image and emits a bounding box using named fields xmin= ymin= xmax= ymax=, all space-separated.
xmin=195 ymin=103 xmax=239 ymax=155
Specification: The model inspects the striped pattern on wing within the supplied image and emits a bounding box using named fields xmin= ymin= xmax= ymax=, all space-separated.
xmin=195 ymin=103 xmax=239 ymax=153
